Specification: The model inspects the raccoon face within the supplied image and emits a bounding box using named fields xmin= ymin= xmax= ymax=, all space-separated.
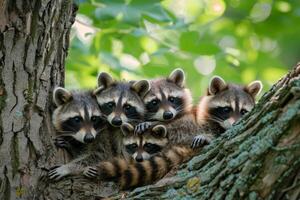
xmin=198 ymin=76 xmax=262 ymax=130
xmin=94 ymin=73 xmax=150 ymax=127
xmin=143 ymin=68 xmax=193 ymax=121
xmin=52 ymin=87 xmax=106 ymax=143
xmin=121 ymin=123 xmax=168 ymax=162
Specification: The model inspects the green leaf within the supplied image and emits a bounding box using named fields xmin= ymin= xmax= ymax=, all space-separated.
xmin=179 ymin=31 xmax=220 ymax=55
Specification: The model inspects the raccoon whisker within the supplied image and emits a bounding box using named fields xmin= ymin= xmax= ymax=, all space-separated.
xmin=209 ymin=116 xmax=225 ymax=123
xmin=175 ymin=107 xmax=185 ymax=113
xmin=175 ymin=106 xmax=184 ymax=110
xmin=176 ymin=104 xmax=186 ymax=111
xmin=205 ymin=114 xmax=226 ymax=121
xmin=175 ymin=108 xmax=187 ymax=115
xmin=210 ymin=115 xmax=224 ymax=120
xmin=197 ymin=117 xmax=224 ymax=124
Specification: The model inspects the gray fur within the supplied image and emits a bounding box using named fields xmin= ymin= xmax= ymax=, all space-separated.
xmin=49 ymin=89 xmax=124 ymax=180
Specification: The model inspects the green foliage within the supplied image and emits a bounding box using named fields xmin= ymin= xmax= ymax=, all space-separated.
xmin=66 ymin=0 xmax=300 ymax=99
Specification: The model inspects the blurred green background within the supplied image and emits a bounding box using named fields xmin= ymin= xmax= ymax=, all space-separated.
xmin=66 ymin=0 xmax=300 ymax=100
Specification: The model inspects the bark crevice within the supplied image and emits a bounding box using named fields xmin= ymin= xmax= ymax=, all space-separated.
xmin=0 ymin=0 xmax=77 ymax=199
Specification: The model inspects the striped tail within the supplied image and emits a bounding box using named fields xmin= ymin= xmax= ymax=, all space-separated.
xmin=93 ymin=146 xmax=195 ymax=190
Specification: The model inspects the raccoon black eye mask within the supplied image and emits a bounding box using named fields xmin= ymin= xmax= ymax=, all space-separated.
xmin=121 ymin=122 xmax=168 ymax=162
xmin=93 ymin=72 xmax=150 ymax=127
xmin=192 ymin=76 xmax=262 ymax=148
xmin=52 ymin=87 xmax=107 ymax=143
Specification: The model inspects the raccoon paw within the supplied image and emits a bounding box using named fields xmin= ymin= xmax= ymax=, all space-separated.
xmin=134 ymin=122 xmax=152 ymax=135
xmin=191 ymin=135 xmax=212 ymax=149
xmin=48 ymin=165 xmax=70 ymax=181
xmin=54 ymin=137 xmax=70 ymax=149
xmin=83 ymin=166 xmax=98 ymax=178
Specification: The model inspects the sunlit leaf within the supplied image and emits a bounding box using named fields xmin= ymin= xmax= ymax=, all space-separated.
xmin=65 ymin=0 xmax=296 ymax=99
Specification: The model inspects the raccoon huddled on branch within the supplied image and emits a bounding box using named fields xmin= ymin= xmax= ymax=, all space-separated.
xmin=49 ymin=68 xmax=262 ymax=189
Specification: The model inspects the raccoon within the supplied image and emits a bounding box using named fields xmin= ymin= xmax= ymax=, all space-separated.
xmin=92 ymin=72 xmax=150 ymax=157
xmin=192 ymin=76 xmax=262 ymax=147
xmin=94 ymin=72 xmax=150 ymax=127
xmin=48 ymin=87 xmax=115 ymax=180
xmin=121 ymin=123 xmax=168 ymax=162
xmin=142 ymin=68 xmax=192 ymax=122
xmin=83 ymin=123 xmax=195 ymax=190
xmin=51 ymin=87 xmax=106 ymax=156
xmin=135 ymin=68 xmax=204 ymax=147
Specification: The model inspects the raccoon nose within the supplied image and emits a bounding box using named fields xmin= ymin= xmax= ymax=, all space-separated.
xmin=163 ymin=111 xmax=174 ymax=120
xmin=83 ymin=133 xmax=94 ymax=143
xmin=135 ymin=155 xmax=143 ymax=162
xmin=112 ymin=117 xmax=122 ymax=126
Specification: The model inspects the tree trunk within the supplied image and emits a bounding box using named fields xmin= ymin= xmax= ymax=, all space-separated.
xmin=0 ymin=0 xmax=77 ymax=199
xmin=1 ymin=1 xmax=300 ymax=200
xmin=116 ymin=64 xmax=300 ymax=200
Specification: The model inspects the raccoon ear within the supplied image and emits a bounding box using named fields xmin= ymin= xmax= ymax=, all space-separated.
xmin=152 ymin=125 xmax=167 ymax=138
xmin=93 ymin=87 xmax=105 ymax=96
xmin=168 ymin=68 xmax=185 ymax=87
xmin=97 ymin=72 xmax=114 ymax=88
xmin=246 ymin=80 xmax=263 ymax=98
xmin=208 ymin=76 xmax=227 ymax=95
xmin=53 ymin=87 xmax=72 ymax=106
xmin=131 ymin=80 xmax=150 ymax=98
xmin=121 ymin=123 xmax=134 ymax=136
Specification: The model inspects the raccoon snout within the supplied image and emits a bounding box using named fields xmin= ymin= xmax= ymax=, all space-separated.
xmin=163 ymin=111 xmax=174 ymax=120
xmin=83 ymin=133 xmax=95 ymax=143
xmin=135 ymin=154 xmax=144 ymax=162
xmin=111 ymin=117 xmax=122 ymax=126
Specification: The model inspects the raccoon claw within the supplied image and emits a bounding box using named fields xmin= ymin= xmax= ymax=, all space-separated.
xmin=83 ymin=166 xmax=98 ymax=178
xmin=48 ymin=165 xmax=70 ymax=181
xmin=134 ymin=122 xmax=152 ymax=135
xmin=54 ymin=137 xmax=70 ymax=149
xmin=191 ymin=135 xmax=211 ymax=149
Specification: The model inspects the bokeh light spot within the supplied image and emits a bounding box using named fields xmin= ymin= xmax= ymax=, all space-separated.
xmin=120 ymin=54 xmax=140 ymax=70
xmin=250 ymin=2 xmax=272 ymax=23
xmin=194 ymin=56 xmax=216 ymax=75
xmin=276 ymin=1 xmax=291 ymax=13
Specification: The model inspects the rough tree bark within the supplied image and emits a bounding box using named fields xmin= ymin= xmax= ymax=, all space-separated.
xmin=0 ymin=1 xmax=300 ymax=200
xmin=0 ymin=0 xmax=77 ymax=199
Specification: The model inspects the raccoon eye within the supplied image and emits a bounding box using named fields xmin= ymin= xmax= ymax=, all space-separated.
xmin=144 ymin=143 xmax=154 ymax=149
xmin=125 ymin=144 xmax=138 ymax=154
xmin=168 ymin=97 xmax=175 ymax=103
xmin=101 ymin=102 xmax=116 ymax=115
xmin=144 ymin=143 xmax=162 ymax=154
xmin=108 ymin=102 xmax=115 ymax=108
xmin=73 ymin=116 xmax=82 ymax=123
xmin=124 ymin=104 xmax=132 ymax=110
xmin=221 ymin=106 xmax=232 ymax=113
xmin=151 ymin=99 xmax=159 ymax=106
xmin=91 ymin=116 xmax=101 ymax=123
xmin=240 ymin=109 xmax=248 ymax=115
